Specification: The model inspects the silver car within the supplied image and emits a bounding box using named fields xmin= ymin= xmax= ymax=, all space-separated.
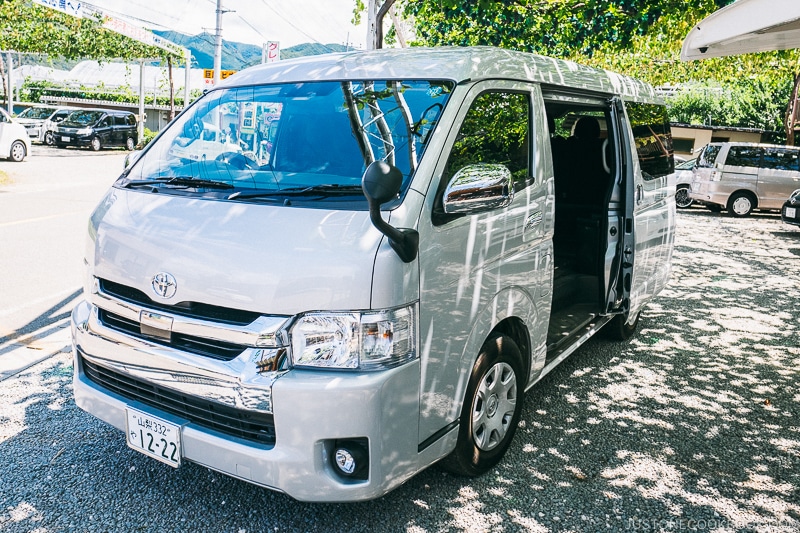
xmin=690 ymin=142 xmax=800 ymax=216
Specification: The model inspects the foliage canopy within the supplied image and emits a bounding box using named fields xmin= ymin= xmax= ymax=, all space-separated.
xmin=0 ymin=0 xmax=176 ymax=62
xmin=397 ymin=0 xmax=800 ymax=137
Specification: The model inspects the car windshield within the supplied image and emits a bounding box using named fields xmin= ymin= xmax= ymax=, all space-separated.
xmin=122 ymin=80 xmax=454 ymax=208
xmin=63 ymin=111 xmax=104 ymax=126
xmin=18 ymin=107 xmax=55 ymax=120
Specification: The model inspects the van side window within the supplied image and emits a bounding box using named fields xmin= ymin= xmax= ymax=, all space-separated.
xmin=726 ymin=146 xmax=762 ymax=168
xmin=625 ymin=102 xmax=673 ymax=181
xmin=761 ymin=148 xmax=799 ymax=171
xmin=444 ymin=91 xmax=530 ymax=190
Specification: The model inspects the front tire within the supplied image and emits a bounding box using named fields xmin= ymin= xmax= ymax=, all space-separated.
xmin=9 ymin=141 xmax=26 ymax=162
xmin=125 ymin=137 xmax=136 ymax=151
xmin=728 ymin=192 xmax=755 ymax=217
xmin=675 ymin=186 xmax=693 ymax=208
xmin=44 ymin=131 xmax=55 ymax=146
xmin=90 ymin=137 xmax=101 ymax=151
xmin=440 ymin=334 xmax=524 ymax=477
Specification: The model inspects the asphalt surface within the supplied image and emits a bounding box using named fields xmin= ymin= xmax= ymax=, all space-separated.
xmin=1 ymin=160 xmax=799 ymax=531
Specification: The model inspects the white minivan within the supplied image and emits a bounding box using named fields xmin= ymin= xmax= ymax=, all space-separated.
xmin=71 ymin=47 xmax=676 ymax=502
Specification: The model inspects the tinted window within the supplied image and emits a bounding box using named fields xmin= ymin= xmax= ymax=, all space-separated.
xmin=64 ymin=111 xmax=104 ymax=126
xmin=726 ymin=146 xmax=762 ymax=167
xmin=626 ymin=102 xmax=673 ymax=180
xmin=761 ymin=148 xmax=799 ymax=171
xmin=443 ymin=91 xmax=530 ymax=188
xmin=126 ymin=114 xmax=136 ymax=126
xmin=697 ymin=144 xmax=721 ymax=168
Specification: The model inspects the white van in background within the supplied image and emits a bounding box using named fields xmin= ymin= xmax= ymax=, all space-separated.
xmin=71 ymin=47 xmax=676 ymax=502
xmin=690 ymin=142 xmax=800 ymax=216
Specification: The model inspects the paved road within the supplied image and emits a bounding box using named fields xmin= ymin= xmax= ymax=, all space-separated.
xmin=1 ymin=154 xmax=799 ymax=531
xmin=0 ymin=144 xmax=126 ymax=379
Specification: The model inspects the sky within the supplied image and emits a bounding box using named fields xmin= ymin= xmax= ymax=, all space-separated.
xmin=87 ymin=0 xmax=368 ymax=50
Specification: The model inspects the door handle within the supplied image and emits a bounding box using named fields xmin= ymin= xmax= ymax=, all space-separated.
xmin=636 ymin=184 xmax=644 ymax=204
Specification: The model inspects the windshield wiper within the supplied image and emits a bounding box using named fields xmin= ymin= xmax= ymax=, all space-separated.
xmin=227 ymin=184 xmax=364 ymax=200
xmin=123 ymin=177 xmax=234 ymax=190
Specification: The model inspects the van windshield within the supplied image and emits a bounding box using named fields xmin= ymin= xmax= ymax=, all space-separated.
xmin=63 ymin=110 xmax=104 ymax=127
xmin=122 ymin=80 xmax=454 ymax=208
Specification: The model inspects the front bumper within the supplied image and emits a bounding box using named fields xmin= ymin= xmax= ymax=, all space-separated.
xmin=71 ymin=299 xmax=430 ymax=502
xmin=782 ymin=201 xmax=800 ymax=227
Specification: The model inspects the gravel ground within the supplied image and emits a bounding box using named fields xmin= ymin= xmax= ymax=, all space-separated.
xmin=1 ymin=208 xmax=799 ymax=533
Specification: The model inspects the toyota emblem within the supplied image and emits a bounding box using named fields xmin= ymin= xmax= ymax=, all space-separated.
xmin=151 ymin=272 xmax=177 ymax=299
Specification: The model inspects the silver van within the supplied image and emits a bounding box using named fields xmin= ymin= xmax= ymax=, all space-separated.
xmin=689 ymin=142 xmax=800 ymax=216
xmin=71 ymin=47 xmax=676 ymax=502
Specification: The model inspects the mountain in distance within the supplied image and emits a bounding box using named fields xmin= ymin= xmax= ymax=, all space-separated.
xmin=152 ymin=30 xmax=352 ymax=71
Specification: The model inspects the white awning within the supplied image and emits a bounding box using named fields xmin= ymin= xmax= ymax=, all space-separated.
xmin=681 ymin=0 xmax=800 ymax=60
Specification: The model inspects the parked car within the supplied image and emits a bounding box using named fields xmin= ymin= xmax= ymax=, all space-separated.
xmin=689 ymin=142 xmax=800 ymax=216
xmin=0 ymin=108 xmax=31 ymax=162
xmin=782 ymin=189 xmax=800 ymax=227
xmin=672 ymin=157 xmax=696 ymax=208
xmin=16 ymin=105 xmax=56 ymax=140
xmin=55 ymin=109 xmax=137 ymax=151
xmin=72 ymin=46 xmax=676 ymax=502
xmin=39 ymin=106 xmax=79 ymax=145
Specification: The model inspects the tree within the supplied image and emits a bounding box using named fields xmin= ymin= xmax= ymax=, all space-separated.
xmin=384 ymin=0 xmax=800 ymax=142
xmin=0 ymin=0 xmax=179 ymax=104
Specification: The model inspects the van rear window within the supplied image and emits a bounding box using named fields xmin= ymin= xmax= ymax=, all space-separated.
xmin=697 ymin=144 xmax=721 ymax=168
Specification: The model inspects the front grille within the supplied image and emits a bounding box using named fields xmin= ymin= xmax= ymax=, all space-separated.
xmin=100 ymin=278 xmax=261 ymax=326
xmin=80 ymin=352 xmax=276 ymax=446
xmin=98 ymin=309 xmax=246 ymax=361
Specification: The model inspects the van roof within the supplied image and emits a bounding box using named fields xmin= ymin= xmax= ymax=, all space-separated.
xmin=221 ymin=46 xmax=661 ymax=103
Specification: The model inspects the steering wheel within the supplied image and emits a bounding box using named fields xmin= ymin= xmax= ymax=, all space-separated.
xmin=216 ymin=151 xmax=257 ymax=170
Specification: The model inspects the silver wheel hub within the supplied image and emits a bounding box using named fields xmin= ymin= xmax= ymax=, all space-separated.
xmin=732 ymin=197 xmax=751 ymax=215
xmin=471 ymin=361 xmax=517 ymax=451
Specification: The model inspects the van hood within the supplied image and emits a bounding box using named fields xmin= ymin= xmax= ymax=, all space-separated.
xmin=90 ymin=189 xmax=384 ymax=316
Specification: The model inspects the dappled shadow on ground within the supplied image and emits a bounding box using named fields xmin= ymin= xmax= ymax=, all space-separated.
xmin=1 ymin=212 xmax=798 ymax=532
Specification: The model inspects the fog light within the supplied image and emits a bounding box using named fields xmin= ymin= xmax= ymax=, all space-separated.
xmin=330 ymin=438 xmax=369 ymax=480
xmin=334 ymin=449 xmax=356 ymax=474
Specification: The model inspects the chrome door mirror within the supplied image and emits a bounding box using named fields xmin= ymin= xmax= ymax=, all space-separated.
xmin=443 ymin=163 xmax=514 ymax=214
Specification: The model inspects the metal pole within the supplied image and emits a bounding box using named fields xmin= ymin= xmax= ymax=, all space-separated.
xmin=213 ymin=0 xmax=223 ymax=85
xmin=6 ymin=51 xmax=12 ymax=115
xmin=138 ymin=59 xmax=145 ymax=140
xmin=367 ymin=0 xmax=377 ymax=50
xmin=184 ymin=48 xmax=191 ymax=109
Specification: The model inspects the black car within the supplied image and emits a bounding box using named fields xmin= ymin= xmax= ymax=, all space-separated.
xmin=55 ymin=109 xmax=138 ymax=151
xmin=781 ymin=189 xmax=800 ymax=227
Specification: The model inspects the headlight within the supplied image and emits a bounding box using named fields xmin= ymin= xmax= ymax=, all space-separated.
xmin=790 ymin=189 xmax=800 ymax=204
xmin=290 ymin=304 xmax=417 ymax=371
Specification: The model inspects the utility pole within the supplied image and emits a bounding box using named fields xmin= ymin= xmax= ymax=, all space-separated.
xmin=213 ymin=0 xmax=225 ymax=85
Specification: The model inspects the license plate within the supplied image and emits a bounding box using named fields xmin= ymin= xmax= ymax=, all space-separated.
xmin=787 ymin=207 xmax=797 ymax=218
xmin=125 ymin=407 xmax=182 ymax=467
xmin=61 ymin=136 xmax=70 ymax=142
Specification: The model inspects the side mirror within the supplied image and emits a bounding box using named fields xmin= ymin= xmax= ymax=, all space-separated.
xmin=361 ymin=161 xmax=419 ymax=263
xmin=443 ymin=163 xmax=514 ymax=214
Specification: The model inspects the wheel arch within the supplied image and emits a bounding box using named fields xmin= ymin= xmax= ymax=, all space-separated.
xmin=449 ymin=287 xmax=537 ymax=422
